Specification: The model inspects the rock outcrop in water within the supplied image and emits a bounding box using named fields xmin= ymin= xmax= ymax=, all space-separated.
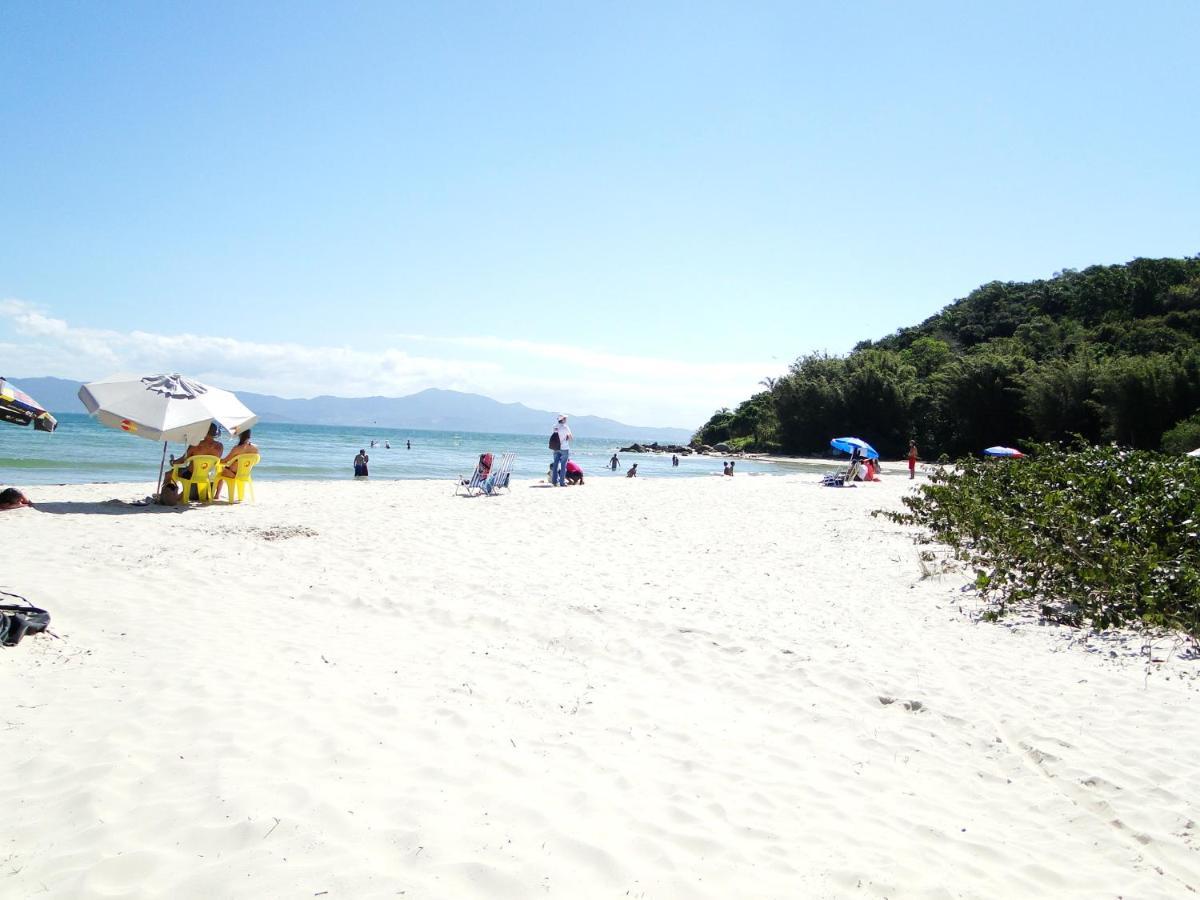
xmin=619 ymin=441 xmax=693 ymax=455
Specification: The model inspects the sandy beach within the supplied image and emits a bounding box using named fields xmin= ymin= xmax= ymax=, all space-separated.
xmin=2 ymin=473 xmax=1197 ymax=898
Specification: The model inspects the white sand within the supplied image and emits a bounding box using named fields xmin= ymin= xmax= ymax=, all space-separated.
xmin=2 ymin=473 xmax=1198 ymax=898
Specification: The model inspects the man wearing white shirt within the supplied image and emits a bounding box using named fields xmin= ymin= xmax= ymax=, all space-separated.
xmin=551 ymin=415 xmax=573 ymax=487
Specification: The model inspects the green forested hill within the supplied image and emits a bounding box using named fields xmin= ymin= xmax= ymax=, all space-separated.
xmin=697 ymin=256 xmax=1200 ymax=457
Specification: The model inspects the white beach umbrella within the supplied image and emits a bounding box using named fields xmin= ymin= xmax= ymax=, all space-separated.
xmin=1188 ymin=447 xmax=1200 ymax=458
xmin=78 ymin=373 xmax=258 ymax=488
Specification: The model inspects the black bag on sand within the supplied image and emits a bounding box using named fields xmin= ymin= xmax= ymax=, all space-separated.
xmin=549 ymin=431 xmax=560 ymax=451
xmin=1 ymin=602 xmax=51 ymax=647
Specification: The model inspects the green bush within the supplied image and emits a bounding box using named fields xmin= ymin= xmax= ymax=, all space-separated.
xmin=877 ymin=443 xmax=1200 ymax=637
xmin=1162 ymin=413 xmax=1200 ymax=455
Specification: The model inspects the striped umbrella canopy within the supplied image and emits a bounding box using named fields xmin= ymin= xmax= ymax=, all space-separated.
xmin=983 ymin=446 xmax=1024 ymax=458
xmin=78 ymin=373 xmax=257 ymax=444
xmin=0 ymin=377 xmax=58 ymax=432
xmin=79 ymin=373 xmax=258 ymax=490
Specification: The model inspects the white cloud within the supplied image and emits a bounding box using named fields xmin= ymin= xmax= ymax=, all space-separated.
xmin=1 ymin=299 xmax=782 ymax=427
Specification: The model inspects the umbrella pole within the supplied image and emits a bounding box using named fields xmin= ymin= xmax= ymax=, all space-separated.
xmin=156 ymin=441 xmax=168 ymax=497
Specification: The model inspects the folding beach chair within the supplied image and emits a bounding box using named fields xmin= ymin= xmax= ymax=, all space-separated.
xmin=455 ymin=453 xmax=493 ymax=496
xmin=481 ymin=452 xmax=516 ymax=496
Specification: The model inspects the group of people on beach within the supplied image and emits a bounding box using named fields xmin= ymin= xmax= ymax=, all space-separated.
xmin=158 ymin=424 xmax=260 ymax=505
xmin=355 ymin=438 xmax=414 ymax=476
xmin=548 ymin=415 xmax=643 ymax=485
xmin=547 ymin=417 xmax=587 ymax=484
xmin=839 ymin=440 xmax=918 ymax=484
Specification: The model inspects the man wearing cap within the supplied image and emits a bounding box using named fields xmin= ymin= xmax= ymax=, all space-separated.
xmin=551 ymin=415 xmax=573 ymax=487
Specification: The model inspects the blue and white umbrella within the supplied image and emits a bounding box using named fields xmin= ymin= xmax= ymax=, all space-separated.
xmin=830 ymin=436 xmax=879 ymax=459
xmin=983 ymin=446 xmax=1024 ymax=458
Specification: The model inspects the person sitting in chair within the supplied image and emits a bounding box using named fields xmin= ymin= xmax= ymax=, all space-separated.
xmin=214 ymin=429 xmax=260 ymax=500
xmin=168 ymin=423 xmax=225 ymax=501
xmin=846 ymin=447 xmax=865 ymax=482
xmin=464 ymin=453 xmax=493 ymax=486
xmin=171 ymin=423 xmax=224 ymax=479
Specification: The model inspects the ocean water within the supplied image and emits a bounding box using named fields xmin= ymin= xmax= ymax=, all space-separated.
xmin=1 ymin=413 xmax=823 ymax=487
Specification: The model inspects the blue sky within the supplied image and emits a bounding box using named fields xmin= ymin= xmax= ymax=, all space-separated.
xmin=2 ymin=1 xmax=1197 ymax=428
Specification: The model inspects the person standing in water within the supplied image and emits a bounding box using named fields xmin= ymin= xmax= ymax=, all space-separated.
xmin=609 ymin=453 xmax=619 ymax=471
xmin=406 ymin=440 xmax=411 ymax=450
xmin=354 ymin=449 xmax=369 ymax=477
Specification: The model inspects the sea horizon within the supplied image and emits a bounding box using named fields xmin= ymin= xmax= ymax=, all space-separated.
xmin=1 ymin=412 xmax=824 ymax=488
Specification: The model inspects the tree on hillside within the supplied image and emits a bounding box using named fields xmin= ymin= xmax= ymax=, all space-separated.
xmin=773 ymin=354 xmax=850 ymax=455
xmin=932 ymin=352 xmax=1030 ymax=455
xmin=1021 ymin=353 xmax=1106 ymax=444
xmin=840 ymin=350 xmax=918 ymax=456
xmin=729 ymin=392 xmax=778 ymax=448
xmin=694 ymin=407 xmax=735 ymax=445
xmin=1095 ymin=351 xmax=1200 ymax=449
xmin=696 ymin=257 xmax=1200 ymax=457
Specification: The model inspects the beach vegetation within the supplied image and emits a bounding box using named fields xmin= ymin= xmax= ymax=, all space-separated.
xmin=695 ymin=393 xmax=778 ymax=451
xmin=877 ymin=443 xmax=1200 ymax=639
xmin=1161 ymin=413 xmax=1200 ymax=455
xmin=697 ymin=256 xmax=1200 ymax=459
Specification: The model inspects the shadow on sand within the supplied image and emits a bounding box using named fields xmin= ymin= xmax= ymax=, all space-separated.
xmin=30 ymin=500 xmax=202 ymax=516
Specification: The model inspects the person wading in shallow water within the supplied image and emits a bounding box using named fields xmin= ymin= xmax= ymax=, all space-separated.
xmin=354 ymin=449 xmax=370 ymax=477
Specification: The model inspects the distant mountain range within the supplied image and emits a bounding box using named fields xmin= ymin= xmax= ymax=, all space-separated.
xmin=8 ymin=376 xmax=693 ymax=443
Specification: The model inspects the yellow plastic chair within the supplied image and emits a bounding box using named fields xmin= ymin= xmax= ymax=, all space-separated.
xmin=218 ymin=453 xmax=260 ymax=504
xmin=171 ymin=454 xmax=221 ymax=504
